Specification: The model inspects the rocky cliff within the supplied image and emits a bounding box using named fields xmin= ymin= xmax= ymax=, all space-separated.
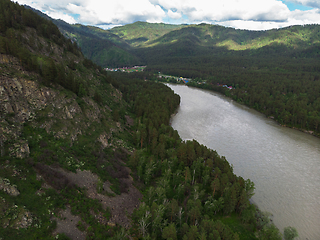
xmin=0 ymin=7 xmax=138 ymax=237
xmin=0 ymin=53 xmax=128 ymax=158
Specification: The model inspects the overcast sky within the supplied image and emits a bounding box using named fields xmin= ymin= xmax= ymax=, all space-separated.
xmin=14 ymin=0 xmax=320 ymax=30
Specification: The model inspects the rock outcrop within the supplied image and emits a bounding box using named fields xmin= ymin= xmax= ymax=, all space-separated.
xmin=0 ymin=56 xmax=123 ymax=156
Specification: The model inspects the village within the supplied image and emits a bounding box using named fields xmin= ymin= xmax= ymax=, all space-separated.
xmin=158 ymin=73 xmax=193 ymax=83
xmin=158 ymin=73 xmax=233 ymax=89
xmin=105 ymin=66 xmax=146 ymax=73
xmin=104 ymin=67 xmax=234 ymax=89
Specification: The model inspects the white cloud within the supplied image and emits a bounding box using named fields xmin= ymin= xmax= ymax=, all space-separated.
xmin=290 ymin=0 xmax=320 ymax=9
xmin=46 ymin=9 xmax=78 ymax=24
xmin=16 ymin=0 xmax=84 ymax=22
xmin=289 ymin=9 xmax=320 ymax=23
xmin=167 ymin=10 xmax=182 ymax=19
xmin=16 ymin=0 xmax=80 ymax=12
xmin=16 ymin=0 xmax=166 ymax=25
xmin=219 ymin=20 xmax=284 ymax=30
xmin=219 ymin=8 xmax=320 ymax=30
xmin=14 ymin=0 xmax=320 ymax=30
xmin=183 ymin=0 xmax=290 ymax=22
xmin=68 ymin=0 xmax=166 ymax=25
xmin=149 ymin=0 xmax=290 ymax=22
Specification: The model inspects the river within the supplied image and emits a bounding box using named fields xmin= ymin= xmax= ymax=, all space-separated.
xmin=167 ymin=84 xmax=320 ymax=240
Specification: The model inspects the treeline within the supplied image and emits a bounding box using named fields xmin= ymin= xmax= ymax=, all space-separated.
xmin=145 ymin=53 xmax=320 ymax=135
xmin=128 ymin=24 xmax=320 ymax=135
xmin=78 ymin=37 xmax=138 ymax=68
xmin=0 ymin=0 xmax=111 ymax=97
xmin=0 ymin=0 xmax=79 ymax=54
xmin=0 ymin=1 xmax=290 ymax=238
xmin=109 ymin=72 xmax=180 ymax=128
xmin=109 ymin=72 xmax=283 ymax=240
xmin=0 ymin=27 xmax=95 ymax=97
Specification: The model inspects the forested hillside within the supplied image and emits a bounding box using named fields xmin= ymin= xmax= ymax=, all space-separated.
xmin=108 ymin=21 xmax=184 ymax=47
xmin=133 ymin=24 xmax=320 ymax=136
xmin=25 ymin=6 xmax=141 ymax=68
xmin=0 ymin=0 xmax=288 ymax=239
xmin=35 ymin=15 xmax=320 ymax=136
xmin=107 ymin=72 xmax=283 ymax=240
xmin=0 ymin=0 xmax=137 ymax=238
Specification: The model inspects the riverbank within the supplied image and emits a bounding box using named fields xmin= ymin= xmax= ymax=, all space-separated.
xmin=279 ymin=124 xmax=320 ymax=138
xmin=168 ymin=83 xmax=320 ymax=240
xmin=183 ymin=82 xmax=320 ymax=139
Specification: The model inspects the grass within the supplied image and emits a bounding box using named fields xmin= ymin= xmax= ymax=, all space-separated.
xmin=0 ymin=156 xmax=59 ymax=239
xmin=220 ymin=213 xmax=258 ymax=240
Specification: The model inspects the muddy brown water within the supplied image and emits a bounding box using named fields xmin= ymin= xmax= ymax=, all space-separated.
xmin=167 ymin=84 xmax=320 ymax=240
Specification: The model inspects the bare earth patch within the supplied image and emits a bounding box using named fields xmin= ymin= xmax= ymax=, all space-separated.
xmin=52 ymin=207 xmax=85 ymax=240
xmin=49 ymin=166 xmax=142 ymax=239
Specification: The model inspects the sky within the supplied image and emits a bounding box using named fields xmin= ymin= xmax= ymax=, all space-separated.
xmin=14 ymin=0 xmax=320 ymax=30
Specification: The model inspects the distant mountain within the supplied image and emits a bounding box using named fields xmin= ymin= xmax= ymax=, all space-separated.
xmin=25 ymin=6 xmax=320 ymax=68
xmin=108 ymin=21 xmax=184 ymax=47
xmin=26 ymin=6 xmax=141 ymax=67
xmin=0 ymin=2 xmax=309 ymax=239
xmin=131 ymin=23 xmax=320 ymax=62
xmin=92 ymin=22 xmax=320 ymax=68
xmin=149 ymin=23 xmax=320 ymax=51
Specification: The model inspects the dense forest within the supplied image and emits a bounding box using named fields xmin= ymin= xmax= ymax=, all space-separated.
xmin=107 ymin=72 xmax=284 ymax=240
xmin=26 ymin=7 xmax=143 ymax=68
xmin=0 ymin=0 xmax=300 ymax=239
xmin=35 ymin=14 xmax=320 ymax=136
xmin=0 ymin=0 xmax=304 ymax=240
xmin=131 ymin=25 xmax=320 ymax=136
xmin=147 ymin=53 xmax=320 ymax=136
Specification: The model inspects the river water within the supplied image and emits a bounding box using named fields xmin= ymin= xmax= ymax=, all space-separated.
xmin=167 ymin=84 xmax=320 ymax=240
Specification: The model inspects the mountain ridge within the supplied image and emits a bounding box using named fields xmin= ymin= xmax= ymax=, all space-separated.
xmin=27 ymin=5 xmax=320 ymax=67
xmin=0 ymin=1 xmax=307 ymax=239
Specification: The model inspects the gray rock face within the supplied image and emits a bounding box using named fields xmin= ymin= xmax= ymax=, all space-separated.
xmin=0 ymin=59 xmax=123 ymax=158
xmin=9 ymin=140 xmax=30 ymax=159
xmin=0 ymin=177 xmax=20 ymax=196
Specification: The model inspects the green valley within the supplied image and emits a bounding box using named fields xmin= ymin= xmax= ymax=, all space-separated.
xmin=0 ymin=0 xmax=315 ymax=239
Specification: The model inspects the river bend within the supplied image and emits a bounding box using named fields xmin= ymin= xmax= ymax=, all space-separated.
xmin=168 ymin=84 xmax=320 ymax=240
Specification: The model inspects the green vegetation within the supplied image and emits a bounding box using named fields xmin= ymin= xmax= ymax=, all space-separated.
xmin=284 ymin=226 xmax=299 ymax=240
xmin=34 ymin=16 xmax=319 ymax=136
xmin=0 ymin=0 xmax=303 ymax=239
xmin=26 ymin=6 xmax=141 ymax=67
xmin=176 ymin=54 xmax=319 ymax=131
xmin=107 ymin=71 xmax=289 ymax=240
xmin=0 ymin=1 xmax=131 ymax=238
xmin=130 ymin=24 xmax=320 ymax=136
xmin=152 ymin=53 xmax=320 ymax=136
xmin=109 ymin=21 xmax=184 ymax=47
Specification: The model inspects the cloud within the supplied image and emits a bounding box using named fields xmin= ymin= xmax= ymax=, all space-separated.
xmin=220 ymin=20 xmax=286 ymax=30
xmin=14 ymin=0 xmax=320 ymax=30
xmin=167 ymin=10 xmax=182 ymax=19
xmin=290 ymin=0 xmax=320 ymax=9
xmin=221 ymin=8 xmax=320 ymax=30
xmin=289 ymin=9 xmax=320 ymax=23
xmin=149 ymin=0 xmax=290 ymax=22
xmin=182 ymin=0 xmax=290 ymax=22
xmin=16 ymin=0 xmax=166 ymax=25
xmin=16 ymin=0 xmax=83 ymax=23
xmin=76 ymin=0 xmax=165 ymax=25
xmin=46 ymin=9 xmax=78 ymax=24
